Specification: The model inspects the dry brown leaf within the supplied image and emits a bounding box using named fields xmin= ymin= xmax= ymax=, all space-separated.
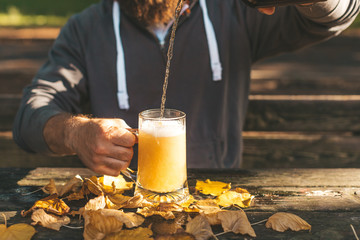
xmin=105 ymin=227 xmax=154 ymax=240
xmin=217 ymin=210 xmax=256 ymax=237
xmin=216 ymin=190 xmax=254 ymax=208
xmin=31 ymin=209 xmax=70 ymax=231
xmin=195 ymin=179 xmax=231 ymax=196
xmin=0 ymin=222 xmax=36 ymax=240
xmin=265 ymin=212 xmax=311 ymax=232
xmin=83 ymin=210 xmax=123 ymax=240
xmin=155 ymin=232 xmax=195 ymax=240
xmin=66 ymin=190 xmax=85 ymax=201
xmin=21 ymin=194 xmax=70 ymax=217
xmin=200 ymin=210 xmax=224 ymax=226
xmin=185 ymin=215 xmax=213 ymax=240
xmin=84 ymin=194 xmax=106 ymax=211
xmin=194 ymin=199 xmax=221 ymax=213
xmin=58 ymin=175 xmax=83 ymax=196
xmin=42 ymin=179 xmax=59 ymax=195
xmin=158 ymin=203 xmax=184 ymax=212
xmin=85 ymin=176 xmax=104 ymax=196
xmin=106 ymin=194 xmax=152 ymax=209
xmin=137 ymin=206 xmax=175 ymax=220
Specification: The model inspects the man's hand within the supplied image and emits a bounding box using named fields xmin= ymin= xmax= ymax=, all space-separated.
xmin=258 ymin=3 xmax=313 ymax=15
xmin=44 ymin=114 xmax=136 ymax=176
xmin=258 ymin=7 xmax=276 ymax=15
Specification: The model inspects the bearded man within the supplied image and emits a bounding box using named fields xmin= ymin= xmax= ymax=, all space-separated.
xmin=13 ymin=0 xmax=359 ymax=175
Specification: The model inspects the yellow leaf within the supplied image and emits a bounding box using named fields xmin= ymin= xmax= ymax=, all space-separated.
xmin=195 ymin=179 xmax=231 ymax=196
xmin=99 ymin=175 xmax=133 ymax=194
xmin=106 ymin=194 xmax=151 ymax=210
xmin=185 ymin=215 xmax=213 ymax=240
xmin=137 ymin=206 xmax=175 ymax=220
xmin=31 ymin=209 xmax=70 ymax=231
xmin=216 ymin=190 xmax=254 ymax=208
xmin=21 ymin=194 xmax=70 ymax=216
xmin=217 ymin=210 xmax=256 ymax=237
xmin=58 ymin=175 xmax=83 ymax=196
xmin=0 ymin=223 xmax=36 ymax=240
xmin=179 ymin=195 xmax=196 ymax=208
xmin=265 ymin=212 xmax=311 ymax=232
xmin=42 ymin=179 xmax=58 ymax=195
xmin=105 ymin=227 xmax=154 ymax=240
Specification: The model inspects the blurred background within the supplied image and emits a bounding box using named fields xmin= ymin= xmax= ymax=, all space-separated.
xmin=0 ymin=1 xmax=360 ymax=169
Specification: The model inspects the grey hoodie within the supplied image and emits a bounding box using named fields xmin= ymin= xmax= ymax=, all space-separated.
xmin=13 ymin=0 xmax=359 ymax=168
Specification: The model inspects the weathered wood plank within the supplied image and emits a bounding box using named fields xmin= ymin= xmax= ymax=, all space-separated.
xmin=1 ymin=168 xmax=360 ymax=239
xmin=242 ymin=132 xmax=360 ymax=168
xmin=245 ymin=97 xmax=360 ymax=132
xmin=3 ymin=95 xmax=360 ymax=132
xmin=3 ymin=131 xmax=360 ymax=168
xmin=0 ymin=131 xmax=84 ymax=168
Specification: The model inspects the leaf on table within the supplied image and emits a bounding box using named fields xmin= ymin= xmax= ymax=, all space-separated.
xmin=194 ymin=199 xmax=221 ymax=213
xmin=99 ymin=175 xmax=133 ymax=195
xmin=151 ymin=218 xmax=184 ymax=236
xmin=185 ymin=215 xmax=213 ymax=240
xmin=83 ymin=208 xmax=145 ymax=239
xmin=84 ymin=176 xmax=104 ymax=196
xmin=84 ymin=194 xmax=106 ymax=211
xmin=83 ymin=210 xmax=123 ymax=240
xmin=106 ymin=194 xmax=132 ymax=209
xmin=195 ymin=179 xmax=231 ymax=196
xmin=216 ymin=190 xmax=254 ymax=208
xmin=0 ymin=222 xmax=36 ymax=240
xmin=58 ymin=174 xmax=83 ymax=197
xmin=217 ymin=210 xmax=256 ymax=237
xmin=179 ymin=195 xmax=196 ymax=208
xmin=21 ymin=194 xmax=70 ymax=217
xmin=200 ymin=210 xmax=223 ymax=226
xmin=42 ymin=179 xmax=59 ymax=195
xmin=155 ymin=232 xmax=196 ymax=240
xmin=137 ymin=205 xmax=175 ymax=220
xmin=265 ymin=212 xmax=311 ymax=232
xmin=105 ymin=226 xmax=154 ymax=240
xmin=157 ymin=203 xmax=184 ymax=213
xmin=66 ymin=190 xmax=85 ymax=201
xmin=31 ymin=209 xmax=70 ymax=231
xmin=106 ymin=194 xmax=152 ymax=210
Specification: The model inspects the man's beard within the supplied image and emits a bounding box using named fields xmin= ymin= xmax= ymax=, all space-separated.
xmin=118 ymin=0 xmax=179 ymax=26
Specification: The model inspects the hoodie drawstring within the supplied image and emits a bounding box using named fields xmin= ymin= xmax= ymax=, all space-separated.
xmin=112 ymin=0 xmax=223 ymax=109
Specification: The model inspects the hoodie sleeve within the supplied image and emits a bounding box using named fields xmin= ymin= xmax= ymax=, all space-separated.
xmin=12 ymin=14 xmax=89 ymax=155
xmin=245 ymin=0 xmax=360 ymax=62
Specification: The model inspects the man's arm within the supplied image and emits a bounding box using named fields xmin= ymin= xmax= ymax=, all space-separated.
xmin=245 ymin=0 xmax=360 ymax=62
xmin=13 ymin=10 xmax=136 ymax=176
xmin=43 ymin=113 xmax=136 ymax=176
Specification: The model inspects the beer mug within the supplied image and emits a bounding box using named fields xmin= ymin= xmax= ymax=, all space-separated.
xmin=134 ymin=109 xmax=189 ymax=203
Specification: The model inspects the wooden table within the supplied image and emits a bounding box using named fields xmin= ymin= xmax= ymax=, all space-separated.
xmin=1 ymin=168 xmax=359 ymax=239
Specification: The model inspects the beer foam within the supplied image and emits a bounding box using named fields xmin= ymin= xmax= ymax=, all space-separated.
xmin=141 ymin=120 xmax=184 ymax=137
